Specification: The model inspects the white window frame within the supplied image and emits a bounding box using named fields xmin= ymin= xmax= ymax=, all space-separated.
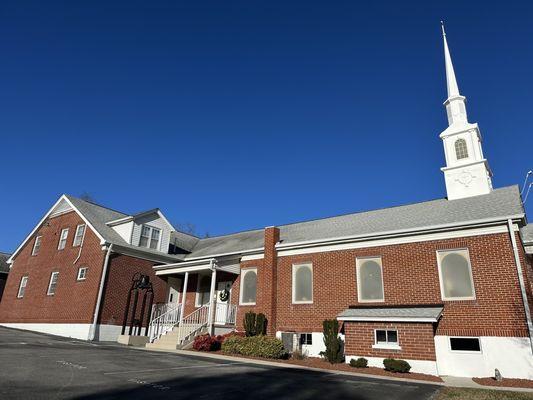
xmin=139 ymin=225 xmax=161 ymax=251
xmin=299 ymin=333 xmax=313 ymax=346
xmin=292 ymin=263 xmax=313 ymax=304
xmin=356 ymin=256 xmax=385 ymax=303
xmin=239 ymin=268 xmax=257 ymax=305
xmin=73 ymin=224 xmax=86 ymax=247
xmin=47 ymin=272 xmax=59 ymax=296
xmin=372 ymin=329 xmax=401 ymax=350
xmin=17 ymin=276 xmax=28 ymax=298
xmin=449 ymin=336 xmax=482 ymax=354
xmin=195 ymin=274 xmax=211 ymax=307
xmin=436 ymin=248 xmax=476 ymax=301
xmin=77 ymin=267 xmax=88 ymax=281
xmin=58 ymin=228 xmax=69 ymax=250
xmin=32 ymin=236 xmax=42 ymax=256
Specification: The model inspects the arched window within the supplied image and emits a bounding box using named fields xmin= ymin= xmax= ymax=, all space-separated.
xmin=240 ymin=269 xmax=257 ymax=305
xmin=438 ymin=249 xmax=475 ymax=300
xmin=357 ymin=258 xmax=384 ymax=302
xmin=292 ymin=263 xmax=313 ymax=303
xmin=454 ymin=139 xmax=469 ymax=160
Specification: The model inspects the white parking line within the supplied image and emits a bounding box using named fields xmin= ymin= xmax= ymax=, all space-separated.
xmin=104 ymin=362 xmax=244 ymax=375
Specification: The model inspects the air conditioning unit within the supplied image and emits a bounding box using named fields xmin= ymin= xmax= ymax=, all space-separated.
xmin=281 ymin=332 xmax=306 ymax=353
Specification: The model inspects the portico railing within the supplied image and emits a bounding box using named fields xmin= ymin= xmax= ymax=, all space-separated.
xmin=148 ymin=302 xmax=182 ymax=342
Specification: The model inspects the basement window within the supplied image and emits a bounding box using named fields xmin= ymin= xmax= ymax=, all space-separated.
xmin=450 ymin=337 xmax=481 ymax=352
xmin=299 ymin=333 xmax=313 ymax=346
xmin=373 ymin=329 xmax=400 ymax=350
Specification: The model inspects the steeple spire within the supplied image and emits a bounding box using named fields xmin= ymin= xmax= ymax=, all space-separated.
xmin=440 ymin=22 xmax=468 ymax=126
xmin=438 ymin=22 xmax=493 ymax=200
xmin=441 ymin=21 xmax=460 ymax=98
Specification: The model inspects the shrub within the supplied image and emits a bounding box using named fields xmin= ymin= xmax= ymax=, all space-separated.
xmin=291 ymin=349 xmax=307 ymax=360
xmin=349 ymin=358 xmax=368 ymax=368
xmin=221 ymin=335 xmax=287 ymax=359
xmin=255 ymin=313 xmax=267 ymax=336
xmin=243 ymin=312 xmax=257 ymax=337
xmin=193 ymin=334 xmax=223 ymax=352
xmin=322 ymin=319 xmax=344 ymax=364
xmin=383 ymin=358 xmax=411 ymax=373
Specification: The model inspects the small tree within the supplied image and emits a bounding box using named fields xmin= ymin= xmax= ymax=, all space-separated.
xmin=322 ymin=319 xmax=344 ymax=364
xmin=255 ymin=313 xmax=267 ymax=335
xmin=243 ymin=311 xmax=257 ymax=337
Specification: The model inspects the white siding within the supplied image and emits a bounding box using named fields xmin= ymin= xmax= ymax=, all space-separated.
xmin=49 ymin=199 xmax=73 ymax=218
xmin=111 ymin=221 xmax=134 ymax=243
xmin=131 ymin=213 xmax=171 ymax=252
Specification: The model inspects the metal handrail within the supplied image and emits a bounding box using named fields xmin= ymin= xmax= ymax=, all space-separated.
xmin=177 ymin=304 xmax=209 ymax=344
xmin=148 ymin=302 xmax=182 ymax=342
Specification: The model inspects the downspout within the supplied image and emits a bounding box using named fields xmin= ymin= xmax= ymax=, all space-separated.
xmin=507 ymin=219 xmax=533 ymax=354
xmin=88 ymin=244 xmax=113 ymax=341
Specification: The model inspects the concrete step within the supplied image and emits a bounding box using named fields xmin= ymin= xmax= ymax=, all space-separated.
xmin=145 ymin=342 xmax=179 ymax=350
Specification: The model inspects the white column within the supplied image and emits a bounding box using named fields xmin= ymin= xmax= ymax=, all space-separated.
xmin=207 ymin=267 xmax=217 ymax=335
xmin=179 ymin=272 xmax=189 ymax=326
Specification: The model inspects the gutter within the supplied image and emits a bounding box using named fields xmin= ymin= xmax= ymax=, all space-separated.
xmin=507 ymin=219 xmax=533 ymax=354
xmin=88 ymin=244 xmax=113 ymax=341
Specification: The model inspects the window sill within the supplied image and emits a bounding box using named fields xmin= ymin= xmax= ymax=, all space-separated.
xmin=239 ymin=303 xmax=256 ymax=306
xmin=372 ymin=344 xmax=402 ymax=351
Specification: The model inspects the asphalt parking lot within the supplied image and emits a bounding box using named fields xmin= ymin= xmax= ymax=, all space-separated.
xmin=0 ymin=327 xmax=441 ymax=399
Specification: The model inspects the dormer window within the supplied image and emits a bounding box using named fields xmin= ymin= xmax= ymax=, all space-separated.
xmin=139 ymin=225 xmax=161 ymax=250
xmin=454 ymin=138 xmax=468 ymax=160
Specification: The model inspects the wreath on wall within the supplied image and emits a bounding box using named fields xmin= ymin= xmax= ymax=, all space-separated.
xmin=219 ymin=289 xmax=230 ymax=302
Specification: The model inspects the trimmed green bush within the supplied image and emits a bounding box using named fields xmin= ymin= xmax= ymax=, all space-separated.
xmin=255 ymin=313 xmax=267 ymax=336
xmin=383 ymin=358 xmax=411 ymax=373
xmin=221 ymin=335 xmax=287 ymax=359
xmin=322 ymin=319 xmax=344 ymax=364
xmin=243 ymin=311 xmax=257 ymax=337
xmin=349 ymin=358 xmax=368 ymax=368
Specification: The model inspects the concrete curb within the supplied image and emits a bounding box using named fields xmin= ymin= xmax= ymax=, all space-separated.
xmin=139 ymin=346 xmax=445 ymax=387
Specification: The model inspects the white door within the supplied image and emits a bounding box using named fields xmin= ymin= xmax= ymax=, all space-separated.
xmin=215 ymin=281 xmax=232 ymax=324
xmin=167 ymin=277 xmax=182 ymax=305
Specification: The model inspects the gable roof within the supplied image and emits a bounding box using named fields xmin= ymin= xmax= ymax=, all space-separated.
xmin=183 ymin=185 xmax=525 ymax=259
xmin=0 ymin=252 xmax=10 ymax=273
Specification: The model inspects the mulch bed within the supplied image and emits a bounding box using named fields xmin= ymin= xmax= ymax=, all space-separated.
xmin=473 ymin=377 xmax=533 ymax=389
xmin=194 ymin=350 xmax=442 ymax=383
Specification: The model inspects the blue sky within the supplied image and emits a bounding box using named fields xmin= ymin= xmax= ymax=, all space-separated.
xmin=1 ymin=1 xmax=532 ymax=251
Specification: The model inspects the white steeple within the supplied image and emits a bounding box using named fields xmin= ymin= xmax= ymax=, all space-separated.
xmin=439 ymin=22 xmax=493 ymax=200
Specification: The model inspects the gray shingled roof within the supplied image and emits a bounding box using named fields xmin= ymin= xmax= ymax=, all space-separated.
xmin=184 ymin=185 xmax=524 ymax=259
xmin=338 ymin=306 xmax=444 ymax=321
xmin=65 ymin=196 xmax=185 ymax=262
xmin=521 ymin=224 xmax=533 ymax=245
xmin=0 ymin=252 xmax=10 ymax=274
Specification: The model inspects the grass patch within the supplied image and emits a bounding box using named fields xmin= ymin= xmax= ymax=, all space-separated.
xmin=435 ymin=387 xmax=533 ymax=400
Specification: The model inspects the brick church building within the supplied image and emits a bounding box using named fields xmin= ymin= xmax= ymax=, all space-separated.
xmin=1 ymin=27 xmax=532 ymax=379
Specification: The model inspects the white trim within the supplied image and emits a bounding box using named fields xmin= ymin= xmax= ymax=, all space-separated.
xmin=374 ymin=328 xmax=399 ymax=348
xmin=73 ymin=224 xmax=86 ymax=247
xmin=345 ymin=355 xmax=438 ymax=376
xmin=356 ymin=257 xmax=385 ymax=303
xmin=17 ymin=276 xmax=28 ymax=298
xmin=57 ymin=228 xmax=69 ymax=250
xmin=77 ymin=267 xmax=88 ymax=281
xmin=47 ymin=271 xmax=59 ymax=296
xmin=338 ymin=316 xmax=440 ymax=322
xmin=276 ymin=221 xmax=519 ymax=258
xmin=241 ymin=253 xmax=264 ymax=261
xmin=31 ymin=236 xmax=42 ymax=256
xmin=239 ymin=268 xmax=257 ymax=306
xmin=436 ymin=248 xmax=476 ymax=301
xmin=292 ymin=263 xmax=313 ymax=304
xmin=138 ymin=224 xmax=161 ymax=251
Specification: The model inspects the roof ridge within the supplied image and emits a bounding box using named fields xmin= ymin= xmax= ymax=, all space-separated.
xmin=65 ymin=194 xmax=128 ymax=217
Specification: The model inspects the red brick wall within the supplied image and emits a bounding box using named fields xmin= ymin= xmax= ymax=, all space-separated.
xmin=0 ymin=211 xmax=106 ymax=324
xmin=235 ymin=230 xmax=530 ymax=338
xmin=98 ymin=254 xmax=168 ymax=327
xmin=344 ymin=322 xmax=437 ymax=361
